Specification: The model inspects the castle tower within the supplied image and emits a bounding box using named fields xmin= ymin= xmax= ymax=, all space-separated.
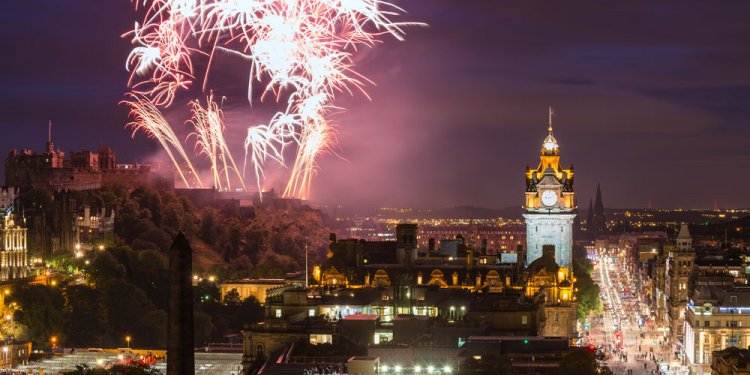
xmin=523 ymin=109 xmax=576 ymax=268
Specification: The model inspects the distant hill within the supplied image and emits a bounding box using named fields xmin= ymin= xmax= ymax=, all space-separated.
xmin=427 ymin=205 xmax=523 ymax=219
xmin=354 ymin=205 xmax=525 ymax=220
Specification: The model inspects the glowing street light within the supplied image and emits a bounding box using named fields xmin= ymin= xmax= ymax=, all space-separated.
xmin=126 ymin=336 xmax=132 ymax=349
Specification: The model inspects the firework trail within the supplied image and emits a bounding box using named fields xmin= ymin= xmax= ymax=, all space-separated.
xmin=187 ymin=93 xmax=247 ymax=191
xmin=122 ymin=94 xmax=204 ymax=188
xmin=125 ymin=17 xmax=198 ymax=107
xmin=125 ymin=0 xmax=422 ymax=198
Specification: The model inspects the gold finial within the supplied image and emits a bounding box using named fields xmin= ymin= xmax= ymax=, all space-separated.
xmin=548 ymin=106 xmax=553 ymax=133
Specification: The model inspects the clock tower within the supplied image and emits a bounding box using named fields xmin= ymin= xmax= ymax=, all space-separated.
xmin=523 ymin=110 xmax=576 ymax=268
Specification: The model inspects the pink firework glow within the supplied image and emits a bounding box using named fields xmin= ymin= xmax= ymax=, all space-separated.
xmin=124 ymin=0 xmax=423 ymax=198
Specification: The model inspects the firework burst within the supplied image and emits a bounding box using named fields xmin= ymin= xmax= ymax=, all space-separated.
xmin=125 ymin=0 xmax=423 ymax=198
xmin=187 ymin=93 xmax=247 ymax=191
xmin=122 ymin=94 xmax=204 ymax=188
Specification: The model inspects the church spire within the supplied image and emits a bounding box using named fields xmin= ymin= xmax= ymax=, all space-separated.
xmin=592 ymin=184 xmax=607 ymax=237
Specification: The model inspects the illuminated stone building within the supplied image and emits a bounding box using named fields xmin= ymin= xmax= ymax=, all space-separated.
xmin=685 ymin=288 xmax=750 ymax=369
xmin=219 ymin=276 xmax=306 ymax=304
xmin=76 ymin=205 xmax=115 ymax=245
xmin=0 ymin=188 xmax=29 ymax=280
xmin=523 ymin=119 xmax=576 ymax=268
xmin=524 ymin=245 xmax=576 ymax=337
xmin=667 ymin=224 xmax=696 ymax=347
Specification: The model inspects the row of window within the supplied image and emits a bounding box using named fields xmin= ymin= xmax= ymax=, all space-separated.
xmin=696 ymin=319 xmax=740 ymax=328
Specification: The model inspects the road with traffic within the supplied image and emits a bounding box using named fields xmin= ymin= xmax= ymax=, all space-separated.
xmin=587 ymin=249 xmax=689 ymax=375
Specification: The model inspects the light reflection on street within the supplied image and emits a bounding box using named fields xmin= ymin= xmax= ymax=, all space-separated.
xmin=589 ymin=248 xmax=690 ymax=375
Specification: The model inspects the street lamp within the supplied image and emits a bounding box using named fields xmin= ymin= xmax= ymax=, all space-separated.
xmin=50 ymin=336 xmax=58 ymax=350
xmin=126 ymin=336 xmax=132 ymax=349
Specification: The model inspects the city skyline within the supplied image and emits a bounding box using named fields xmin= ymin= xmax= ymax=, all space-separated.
xmin=1 ymin=1 xmax=749 ymax=209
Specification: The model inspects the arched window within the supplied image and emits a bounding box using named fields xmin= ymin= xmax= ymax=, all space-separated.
xmin=256 ymin=344 xmax=264 ymax=358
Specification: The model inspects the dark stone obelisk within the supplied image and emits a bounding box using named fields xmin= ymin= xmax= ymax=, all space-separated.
xmin=167 ymin=232 xmax=194 ymax=374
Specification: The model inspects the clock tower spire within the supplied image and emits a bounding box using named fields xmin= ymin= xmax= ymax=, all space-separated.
xmin=523 ymin=109 xmax=576 ymax=268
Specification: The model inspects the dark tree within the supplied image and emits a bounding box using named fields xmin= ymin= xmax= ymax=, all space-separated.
xmin=10 ymin=284 xmax=65 ymax=347
xmin=64 ymin=285 xmax=104 ymax=347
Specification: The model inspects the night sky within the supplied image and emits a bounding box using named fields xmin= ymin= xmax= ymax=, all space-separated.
xmin=1 ymin=1 xmax=749 ymax=209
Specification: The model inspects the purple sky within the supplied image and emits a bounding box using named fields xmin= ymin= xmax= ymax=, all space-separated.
xmin=1 ymin=1 xmax=749 ymax=209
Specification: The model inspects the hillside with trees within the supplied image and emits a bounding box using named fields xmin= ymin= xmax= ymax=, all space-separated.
xmin=6 ymin=184 xmax=332 ymax=350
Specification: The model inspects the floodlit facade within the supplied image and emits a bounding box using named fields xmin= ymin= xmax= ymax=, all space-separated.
xmin=523 ymin=119 xmax=576 ymax=268
xmin=0 ymin=187 xmax=29 ymax=280
xmin=685 ymin=288 xmax=750 ymax=367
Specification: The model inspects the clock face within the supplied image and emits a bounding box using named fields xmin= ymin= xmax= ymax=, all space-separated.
xmin=541 ymin=190 xmax=558 ymax=207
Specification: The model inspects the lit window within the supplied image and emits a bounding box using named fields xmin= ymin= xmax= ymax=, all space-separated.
xmin=309 ymin=309 xmax=315 ymax=317
xmin=275 ymin=309 xmax=282 ymax=318
xmin=522 ymin=315 xmax=528 ymax=325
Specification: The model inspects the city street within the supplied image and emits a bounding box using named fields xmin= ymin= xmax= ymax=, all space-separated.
xmin=588 ymin=249 xmax=689 ymax=375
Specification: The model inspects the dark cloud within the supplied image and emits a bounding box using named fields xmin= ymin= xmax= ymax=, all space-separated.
xmin=1 ymin=1 xmax=749 ymax=209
